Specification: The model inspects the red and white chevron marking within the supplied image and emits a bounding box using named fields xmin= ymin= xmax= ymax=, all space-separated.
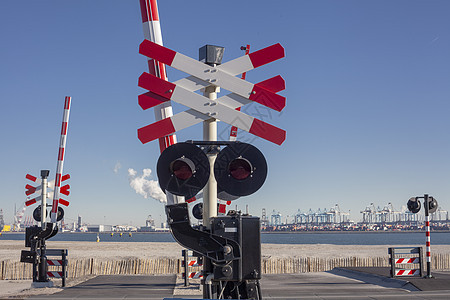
xmin=139 ymin=0 xmax=176 ymax=152
xmin=47 ymin=271 xmax=64 ymax=278
xmin=25 ymin=197 xmax=40 ymax=207
xmin=26 ymin=174 xmax=41 ymax=184
xmin=51 ymin=97 xmax=71 ymax=223
xmin=395 ymin=269 xmax=421 ymax=276
xmin=47 ymin=260 xmax=65 ymax=266
xmin=230 ymin=45 xmax=251 ymax=142
xmin=395 ymin=257 xmax=420 ymax=264
xmin=182 ymin=272 xmax=203 ymax=279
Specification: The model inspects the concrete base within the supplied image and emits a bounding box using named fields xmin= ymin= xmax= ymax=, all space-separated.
xmin=31 ymin=281 xmax=54 ymax=288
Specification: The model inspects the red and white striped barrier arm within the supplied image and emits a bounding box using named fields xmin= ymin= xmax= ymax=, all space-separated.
xmin=47 ymin=271 xmax=64 ymax=278
xmin=425 ymin=215 xmax=431 ymax=265
xmin=51 ymin=96 xmax=71 ymax=223
xmin=395 ymin=257 xmax=420 ymax=264
xmin=230 ymin=45 xmax=250 ymax=142
xmin=395 ymin=269 xmax=421 ymax=276
xmin=139 ymin=0 xmax=176 ymax=152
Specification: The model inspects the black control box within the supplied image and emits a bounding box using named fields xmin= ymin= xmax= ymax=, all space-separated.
xmin=211 ymin=214 xmax=261 ymax=281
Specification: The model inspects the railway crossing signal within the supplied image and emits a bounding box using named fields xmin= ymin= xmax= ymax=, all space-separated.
xmin=25 ymin=173 xmax=70 ymax=209
xmin=157 ymin=141 xmax=267 ymax=200
xmin=20 ymin=96 xmax=72 ymax=287
xmin=407 ymin=195 xmax=438 ymax=215
xmin=135 ymin=26 xmax=286 ymax=298
xmin=407 ymin=194 xmax=439 ymax=278
xmin=407 ymin=197 xmax=421 ymax=214
xmin=156 ymin=142 xmax=210 ymax=200
xmin=137 ymin=40 xmax=286 ymax=145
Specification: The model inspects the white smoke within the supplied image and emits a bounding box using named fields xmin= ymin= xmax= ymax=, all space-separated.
xmin=127 ymin=168 xmax=166 ymax=203
xmin=113 ymin=162 xmax=122 ymax=174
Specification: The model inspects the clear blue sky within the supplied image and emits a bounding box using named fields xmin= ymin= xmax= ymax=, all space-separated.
xmin=1 ymin=0 xmax=449 ymax=226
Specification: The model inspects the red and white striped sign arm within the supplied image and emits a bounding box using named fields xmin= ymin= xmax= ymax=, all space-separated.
xmin=172 ymin=43 xmax=283 ymax=92
xmin=26 ymin=174 xmax=41 ymax=185
xmin=138 ymin=75 xmax=285 ymax=142
xmin=25 ymin=196 xmax=41 ymax=207
xmin=138 ymin=109 xmax=210 ymax=143
xmin=141 ymin=43 xmax=285 ymax=105
xmin=139 ymin=40 xmax=286 ymax=112
xmin=230 ymin=45 xmax=250 ymax=141
xmin=139 ymin=75 xmax=285 ymax=113
xmin=139 ymin=0 xmax=177 ymax=152
xmin=138 ymin=73 xmax=286 ymax=145
xmin=50 ymin=96 xmax=71 ymax=223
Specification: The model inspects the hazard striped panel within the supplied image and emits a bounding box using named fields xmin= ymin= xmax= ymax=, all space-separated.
xmin=47 ymin=260 xmax=65 ymax=266
xmin=182 ymin=271 xmax=203 ymax=279
xmin=182 ymin=260 xmax=203 ymax=267
xmin=47 ymin=271 xmax=65 ymax=278
xmin=395 ymin=269 xmax=421 ymax=276
xmin=395 ymin=257 xmax=420 ymax=264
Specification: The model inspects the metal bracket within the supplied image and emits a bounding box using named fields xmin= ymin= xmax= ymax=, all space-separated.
xmin=166 ymin=202 xmax=241 ymax=263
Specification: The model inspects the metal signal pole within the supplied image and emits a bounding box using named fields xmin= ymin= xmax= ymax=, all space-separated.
xmin=424 ymin=194 xmax=432 ymax=278
xmin=202 ymin=85 xmax=220 ymax=229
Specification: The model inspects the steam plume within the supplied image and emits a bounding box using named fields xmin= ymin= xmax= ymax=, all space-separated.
xmin=128 ymin=168 xmax=166 ymax=203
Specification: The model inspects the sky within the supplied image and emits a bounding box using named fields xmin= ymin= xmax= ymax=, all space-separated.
xmin=1 ymin=0 xmax=450 ymax=226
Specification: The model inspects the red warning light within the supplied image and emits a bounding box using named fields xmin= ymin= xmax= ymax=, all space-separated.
xmin=229 ymin=158 xmax=252 ymax=180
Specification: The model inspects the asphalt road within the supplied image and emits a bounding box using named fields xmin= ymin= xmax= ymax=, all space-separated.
xmin=26 ymin=270 xmax=450 ymax=300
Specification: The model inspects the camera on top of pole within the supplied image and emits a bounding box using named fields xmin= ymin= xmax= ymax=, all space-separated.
xmin=407 ymin=194 xmax=438 ymax=278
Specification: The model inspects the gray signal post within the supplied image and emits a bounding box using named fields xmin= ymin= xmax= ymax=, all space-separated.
xmin=202 ymin=87 xmax=219 ymax=228
xmin=40 ymin=170 xmax=49 ymax=230
xmin=200 ymin=45 xmax=224 ymax=229
xmin=38 ymin=170 xmax=50 ymax=284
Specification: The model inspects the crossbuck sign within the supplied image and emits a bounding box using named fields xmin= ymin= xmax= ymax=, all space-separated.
xmin=137 ymin=40 xmax=286 ymax=145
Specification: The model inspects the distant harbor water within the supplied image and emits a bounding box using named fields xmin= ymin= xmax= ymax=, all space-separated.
xmin=2 ymin=231 xmax=450 ymax=245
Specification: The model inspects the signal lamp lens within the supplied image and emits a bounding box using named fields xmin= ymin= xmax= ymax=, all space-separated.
xmin=229 ymin=158 xmax=252 ymax=180
xmin=171 ymin=159 xmax=193 ymax=180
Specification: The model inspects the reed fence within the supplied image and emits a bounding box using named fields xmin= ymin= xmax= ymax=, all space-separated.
xmin=1 ymin=254 xmax=449 ymax=280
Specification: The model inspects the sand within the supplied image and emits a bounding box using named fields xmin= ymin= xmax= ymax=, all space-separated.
xmin=1 ymin=240 xmax=449 ymax=261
